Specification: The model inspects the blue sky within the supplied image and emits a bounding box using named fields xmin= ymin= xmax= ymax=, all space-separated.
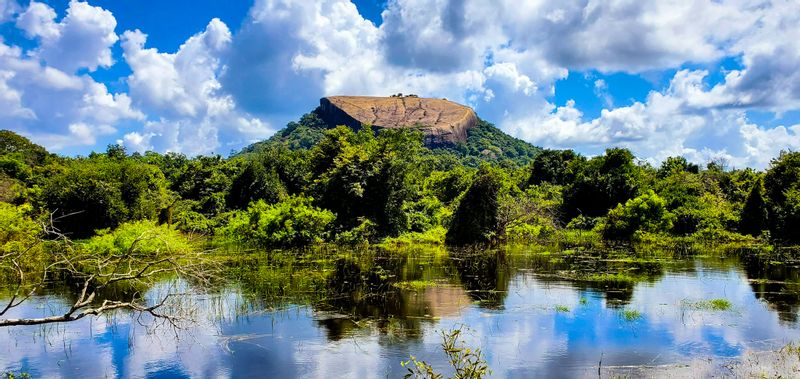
xmin=1 ymin=0 xmax=799 ymax=168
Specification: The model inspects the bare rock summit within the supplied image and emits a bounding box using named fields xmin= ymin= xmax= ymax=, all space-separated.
xmin=319 ymin=95 xmax=478 ymax=146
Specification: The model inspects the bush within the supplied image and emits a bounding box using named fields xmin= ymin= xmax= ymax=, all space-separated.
xmin=335 ymin=219 xmax=378 ymax=246
xmin=221 ymin=196 xmax=335 ymax=248
xmin=602 ymin=190 xmax=673 ymax=240
xmin=81 ymin=220 xmax=192 ymax=256
xmin=0 ymin=203 xmax=40 ymax=254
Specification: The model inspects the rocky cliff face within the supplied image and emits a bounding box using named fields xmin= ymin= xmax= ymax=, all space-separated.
xmin=319 ymin=96 xmax=478 ymax=146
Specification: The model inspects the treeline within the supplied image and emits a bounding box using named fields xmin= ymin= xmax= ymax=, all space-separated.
xmin=1 ymin=124 xmax=799 ymax=249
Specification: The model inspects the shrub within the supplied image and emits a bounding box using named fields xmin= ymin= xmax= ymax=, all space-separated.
xmin=221 ymin=196 xmax=334 ymax=248
xmin=81 ymin=220 xmax=192 ymax=256
xmin=335 ymin=219 xmax=378 ymax=246
xmin=0 ymin=203 xmax=41 ymax=254
xmin=602 ymin=190 xmax=673 ymax=240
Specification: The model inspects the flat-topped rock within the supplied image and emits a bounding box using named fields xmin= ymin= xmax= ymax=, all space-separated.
xmin=319 ymin=96 xmax=478 ymax=146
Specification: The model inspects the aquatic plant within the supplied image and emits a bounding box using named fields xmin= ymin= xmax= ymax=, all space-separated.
xmin=620 ymin=309 xmax=642 ymax=321
xmin=554 ymin=305 xmax=570 ymax=313
xmin=682 ymin=298 xmax=733 ymax=311
xmin=393 ymin=280 xmax=440 ymax=291
xmin=402 ymin=327 xmax=490 ymax=379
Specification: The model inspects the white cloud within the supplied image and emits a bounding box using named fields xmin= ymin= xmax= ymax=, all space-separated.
xmin=20 ymin=1 xmax=119 ymax=73
xmin=2 ymin=0 xmax=800 ymax=165
xmin=15 ymin=1 xmax=58 ymax=39
xmin=0 ymin=1 xmax=141 ymax=151
xmin=0 ymin=0 xmax=19 ymax=23
xmin=120 ymin=18 xmax=272 ymax=154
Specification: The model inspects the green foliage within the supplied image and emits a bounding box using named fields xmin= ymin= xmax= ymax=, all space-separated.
xmin=446 ymin=165 xmax=503 ymax=245
xmin=620 ymin=309 xmax=642 ymax=321
xmin=448 ymin=119 xmax=540 ymax=165
xmin=0 ymin=155 xmax=32 ymax=182
xmin=563 ymin=148 xmax=641 ymax=220
xmin=672 ymin=193 xmax=738 ymax=236
xmin=424 ymin=167 xmax=474 ymax=205
xmin=740 ymin=178 xmax=769 ymax=236
xmin=2 ymin=113 xmax=800 ymax=249
xmin=227 ymin=158 xmax=287 ymax=209
xmin=335 ymin=219 xmax=378 ymax=246
xmin=140 ymin=153 xmax=235 ymax=215
xmin=527 ymin=149 xmax=581 ymax=186
xmin=0 ymin=130 xmax=51 ymax=166
xmin=402 ymin=328 xmax=490 ymax=379
xmin=81 ymin=220 xmax=192 ymax=256
xmin=310 ymin=126 xmax=423 ymax=236
xmin=500 ymin=183 xmax=561 ymax=242
xmin=602 ymin=190 xmax=673 ymax=240
xmin=221 ymin=196 xmax=335 ymax=248
xmin=41 ymin=157 xmax=169 ymax=238
xmin=250 ymin=112 xmax=329 ymax=151
xmin=381 ymin=226 xmax=447 ymax=247
xmin=0 ymin=203 xmax=41 ymax=254
xmin=682 ymin=298 xmax=732 ymax=311
xmin=764 ymin=152 xmax=800 ymax=242
xmin=244 ymin=115 xmax=539 ymax=165
xmin=657 ymin=156 xmax=699 ymax=178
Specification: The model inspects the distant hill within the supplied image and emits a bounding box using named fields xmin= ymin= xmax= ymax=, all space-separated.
xmin=244 ymin=96 xmax=541 ymax=164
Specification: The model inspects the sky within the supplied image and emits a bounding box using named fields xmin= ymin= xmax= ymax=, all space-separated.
xmin=0 ymin=0 xmax=799 ymax=168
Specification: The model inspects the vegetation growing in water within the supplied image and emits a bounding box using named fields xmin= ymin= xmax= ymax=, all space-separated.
xmin=402 ymin=327 xmax=490 ymax=379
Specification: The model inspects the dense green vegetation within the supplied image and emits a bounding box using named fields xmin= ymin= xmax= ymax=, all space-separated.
xmin=1 ymin=107 xmax=800 ymax=251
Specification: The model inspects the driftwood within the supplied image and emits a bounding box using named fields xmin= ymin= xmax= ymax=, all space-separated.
xmin=0 ymin=215 xmax=217 ymax=328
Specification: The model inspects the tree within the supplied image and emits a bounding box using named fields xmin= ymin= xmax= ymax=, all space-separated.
xmin=601 ymin=190 xmax=673 ymax=240
xmin=527 ymin=149 xmax=580 ymax=186
xmin=764 ymin=152 xmax=800 ymax=242
xmin=227 ymin=158 xmax=287 ymax=210
xmin=562 ymin=148 xmax=640 ymax=220
xmin=310 ymin=126 xmax=424 ymax=236
xmin=740 ymin=178 xmax=768 ymax=236
xmin=446 ymin=165 xmax=503 ymax=245
xmin=657 ymin=156 xmax=699 ymax=178
xmin=0 ymin=130 xmax=51 ymax=166
xmin=41 ymin=158 xmax=169 ymax=238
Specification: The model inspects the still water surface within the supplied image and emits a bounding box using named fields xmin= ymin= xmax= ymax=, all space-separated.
xmin=2 ymin=247 xmax=800 ymax=378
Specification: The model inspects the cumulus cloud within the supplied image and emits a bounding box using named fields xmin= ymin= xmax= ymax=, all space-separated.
xmin=0 ymin=2 xmax=142 ymax=151
xmin=20 ymin=1 xmax=119 ymax=73
xmin=0 ymin=0 xmax=19 ymax=23
xmin=119 ymin=18 xmax=272 ymax=154
xmin=2 ymin=0 xmax=800 ymax=165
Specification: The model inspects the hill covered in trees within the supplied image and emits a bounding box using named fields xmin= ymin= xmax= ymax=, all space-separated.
xmin=1 ymin=102 xmax=799 ymax=250
xmin=243 ymin=96 xmax=541 ymax=166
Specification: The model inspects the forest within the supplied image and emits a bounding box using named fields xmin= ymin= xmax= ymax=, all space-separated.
xmin=1 ymin=110 xmax=798 ymax=254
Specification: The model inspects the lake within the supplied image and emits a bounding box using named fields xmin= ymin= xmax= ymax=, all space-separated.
xmin=2 ymin=245 xmax=800 ymax=378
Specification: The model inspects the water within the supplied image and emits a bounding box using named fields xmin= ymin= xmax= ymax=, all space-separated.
xmin=3 ymin=247 xmax=800 ymax=378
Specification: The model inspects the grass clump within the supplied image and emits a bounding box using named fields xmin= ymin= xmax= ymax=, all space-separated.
xmin=585 ymin=272 xmax=638 ymax=285
xmin=393 ymin=280 xmax=439 ymax=291
xmin=683 ymin=298 xmax=733 ymax=311
xmin=554 ymin=305 xmax=570 ymax=313
xmin=620 ymin=309 xmax=642 ymax=321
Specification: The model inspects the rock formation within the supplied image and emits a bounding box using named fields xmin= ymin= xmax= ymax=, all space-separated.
xmin=319 ymin=96 xmax=478 ymax=146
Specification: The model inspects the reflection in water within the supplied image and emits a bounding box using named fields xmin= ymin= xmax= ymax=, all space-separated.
xmin=3 ymin=247 xmax=800 ymax=378
xmin=449 ymin=249 xmax=511 ymax=309
xmin=740 ymin=249 xmax=800 ymax=323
